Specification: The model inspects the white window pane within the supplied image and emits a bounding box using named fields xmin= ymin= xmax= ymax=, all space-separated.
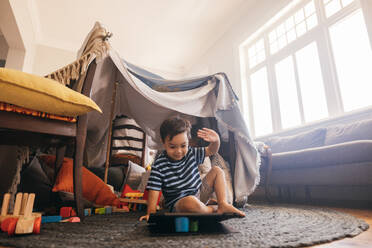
xmin=296 ymin=42 xmax=328 ymax=122
xmin=269 ymin=30 xmax=276 ymax=43
xmin=248 ymin=46 xmax=255 ymax=57
xmin=296 ymin=21 xmax=307 ymax=37
xmin=329 ymin=10 xmax=372 ymax=111
xmin=277 ymin=23 xmax=285 ymax=36
xmin=287 ymin=28 xmax=296 ymax=43
xmin=286 ymin=16 xmax=295 ymax=30
xmin=278 ymin=35 xmax=287 ymax=49
xmin=257 ymin=50 xmax=266 ymax=63
xmin=249 ymin=57 xmax=257 ymax=68
xmin=257 ymin=39 xmax=264 ymax=50
xmin=295 ymin=10 xmax=305 ymax=24
xmin=325 ymin=0 xmax=341 ymax=18
xmin=275 ymin=56 xmax=301 ymax=128
xmin=304 ymin=1 xmax=316 ymax=17
xmin=306 ymin=14 xmax=318 ymax=30
xmin=270 ymin=42 xmax=278 ymax=54
xmin=342 ymin=0 xmax=354 ymax=7
xmin=250 ymin=68 xmax=273 ymax=136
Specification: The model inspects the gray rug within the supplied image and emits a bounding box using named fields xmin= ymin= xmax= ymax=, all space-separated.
xmin=0 ymin=204 xmax=368 ymax=248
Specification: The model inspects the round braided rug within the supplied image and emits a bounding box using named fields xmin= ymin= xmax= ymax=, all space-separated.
xmin=0 ymin=204 xmax=368 ymax=248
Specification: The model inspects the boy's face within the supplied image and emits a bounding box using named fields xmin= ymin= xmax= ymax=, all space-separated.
xmin=163 ymin=131 xmax=189 ymax=161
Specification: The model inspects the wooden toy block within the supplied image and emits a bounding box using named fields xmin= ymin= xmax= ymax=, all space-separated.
xmin=60 ymin=207 xmax=72 ymax=218
xmin=41 ymin=215 xmax=62 ymax=223
xmin=19 ymin=193 xmax=29 ymax=215
xmin=1 ymin=193 xmax=42 ymax=236
xmin=104 ymin=206 xmax=112 ymax=214
xmin=174 ymin=217 xmax=189 ymax=232
xmin=1 ymin=192 xmax=23 ymax=233
xmin=95 ymin=208 xmax=106 ymax=215
xmin=0 ymin=193 xmax=11 ymax=223
xmin=15 ymin=193 xmax=36 ymax=234
xmin=189 ymin=220 xmax=199 ymax=232
xmin=60 ymin=217 xmax=80 ymax=223
xmin=71 ymin=209 xmax=77 ymax=217
xmin=84 ymin=208 xmax=92 ymax=216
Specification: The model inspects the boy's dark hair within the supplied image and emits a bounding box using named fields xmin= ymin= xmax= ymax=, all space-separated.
xmin=160 ymin=116 xmax=191 ymax=142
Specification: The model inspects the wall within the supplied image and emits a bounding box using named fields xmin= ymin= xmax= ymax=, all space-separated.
xmin=0 ymin=0 xmax=38 ymax=72
xmin=32 ymin=44 xmax=76 ymax=76
xmin=0 ymin=0 xmax=25 ymax=70
xmin=0 ymin=33 xmax=8 ymax=61
xmin=184 ymin=0 xmax=291 ymax=107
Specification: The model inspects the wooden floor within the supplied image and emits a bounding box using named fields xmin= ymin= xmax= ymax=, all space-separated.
xmin=309 ymin=208 xmax=372 ymax=248
xmin=0 ymin=208 xmax=370 ymax=248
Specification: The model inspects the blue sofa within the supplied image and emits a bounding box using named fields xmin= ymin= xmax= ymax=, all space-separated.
xmin=256 ymin=117 xmax=372 ymax=207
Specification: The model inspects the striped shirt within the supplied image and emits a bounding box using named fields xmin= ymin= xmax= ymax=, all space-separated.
xmin=146 ymin=147 xmax=205 ymax=209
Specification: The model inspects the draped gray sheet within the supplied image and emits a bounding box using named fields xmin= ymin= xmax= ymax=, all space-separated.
xmin=84 ymin=49 xmax=260 ymax=203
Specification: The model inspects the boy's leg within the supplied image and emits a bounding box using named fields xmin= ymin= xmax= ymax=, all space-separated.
xmin=173 ymin=195 xmax=214 ymax=213
xmin=203 ymin=166 xmax=246 ymax=217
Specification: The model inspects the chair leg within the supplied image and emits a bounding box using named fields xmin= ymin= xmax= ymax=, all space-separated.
xmin=55 ymin=145 xmax=66 ymax=183
xmin=73 ymin=115 xmax=88 ymax=220
xmin=263 ymin=146 xmax=272 ymax=203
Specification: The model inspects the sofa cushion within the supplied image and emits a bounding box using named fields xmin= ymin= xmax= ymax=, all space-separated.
xmin=324 ymin=118 xmax=372 ymax=146
xmin=271 ymin=140 xmax=372 ymax=170
xmin=266 ymin=128 xmax=326 ymax=153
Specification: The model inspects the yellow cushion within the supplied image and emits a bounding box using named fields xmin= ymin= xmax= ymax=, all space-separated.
xmin=0 ymin=68 xmax=102 ymax=117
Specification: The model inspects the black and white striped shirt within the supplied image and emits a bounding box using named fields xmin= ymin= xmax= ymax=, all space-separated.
xmin=146 ymin=147 xmax=205 ymax=209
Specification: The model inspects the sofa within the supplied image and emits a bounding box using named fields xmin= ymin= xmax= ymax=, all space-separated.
xmin=255 ymin=117 xmax=372 ymax=208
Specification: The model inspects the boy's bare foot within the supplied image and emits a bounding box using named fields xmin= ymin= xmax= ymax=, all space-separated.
xmin=217 ymin=203 xmax=246 ymax=217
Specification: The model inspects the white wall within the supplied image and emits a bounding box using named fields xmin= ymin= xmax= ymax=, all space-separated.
xmin=32 ymin=44 xmax=76 ymax=76
xmin=185 ymin=0 xmax=291 ymax=107
xmin=0 ymin=34 xmax=8 ymax=60
xmin=0 ymin=0 xmax=26 ymax=71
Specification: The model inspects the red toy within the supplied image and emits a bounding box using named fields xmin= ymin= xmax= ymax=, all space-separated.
xmin=119 ymin=184 xmax=162 ymax=211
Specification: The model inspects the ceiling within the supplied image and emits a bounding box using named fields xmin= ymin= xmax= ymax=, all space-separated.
xmin=30 ymin=0 xmax=250 ymax=76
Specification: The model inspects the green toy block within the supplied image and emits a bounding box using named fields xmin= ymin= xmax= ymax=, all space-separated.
xmin=189 ymin=220 xmax=199 ymax=232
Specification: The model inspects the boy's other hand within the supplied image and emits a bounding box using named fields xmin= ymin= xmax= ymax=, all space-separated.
xmin=197 ymin=128 xmax=219 ymax=143
xmin=139 ymin=214 xmax=150 ymax=222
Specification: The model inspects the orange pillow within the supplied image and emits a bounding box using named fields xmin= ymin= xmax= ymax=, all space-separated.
xmin=39 ymin=155 xmax=120 ymax=207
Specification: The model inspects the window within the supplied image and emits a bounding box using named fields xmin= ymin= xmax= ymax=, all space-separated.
xmin=241 ymin=0 xmax=372 ymax=137
xmin=295 ymin=42 xmax=328 ymax=122
xmin=268 ymin=1 xmax=318 ymax=55
xmin=250 ymin=67 xmax=273 ymax=136
xmin=329 ymin=9 xmax=372 ymax=111
xmin=323 ymin=0 xmax=355 ymax=18
xmin=248 ymin=39 xmax=266 ymax=68
xmin=275 ymin=56 xmax=302 ymax=128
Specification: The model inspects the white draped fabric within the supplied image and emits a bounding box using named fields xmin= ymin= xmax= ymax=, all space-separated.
xmin=59 ymin=22 xmax=261 ymax=204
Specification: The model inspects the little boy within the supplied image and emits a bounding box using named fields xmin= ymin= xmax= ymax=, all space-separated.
xmin=139 ymin=116 xmax=245 ymax=221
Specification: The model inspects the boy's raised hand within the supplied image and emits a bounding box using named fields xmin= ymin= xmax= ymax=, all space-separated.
xmin=197 ymin=128 xmax=219 ymax=143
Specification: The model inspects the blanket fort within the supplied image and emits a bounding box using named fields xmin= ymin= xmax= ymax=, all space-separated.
xmin=46 ymin=22 xmax=260 ymax=205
